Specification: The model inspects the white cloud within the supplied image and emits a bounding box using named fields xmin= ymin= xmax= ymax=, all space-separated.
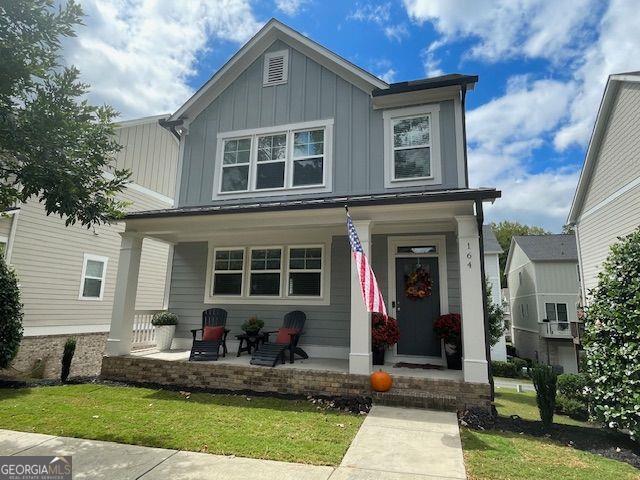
xmin=275 ymin=0 xmax=308 ymax=16
xmin=383 ymin=24 xmax=409 ymax=42
xmin=348 ymin=3 xmax=391 ymax=25
xmin=421 ymin=41 xmax=444 ymax=77
xmin=378 ymin=68 xmax=397 ymax=83
xmin=64 ymin=0 xmax=262 ymax=120
xmin=371 ymin=59 xmax=397 ymax=83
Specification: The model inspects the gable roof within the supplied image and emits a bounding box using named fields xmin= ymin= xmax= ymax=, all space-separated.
xmin=373 ymin=74 xmax=478 ymax=97
xmin=513 ymin=234 xmax=578 ymax=263
xmin=169 ymin=18 xmax=388 ymax=123
xmin=482 ymin=225 xmax=503 ymax=254
xmin=567 ymin=71 xmax=640 ymax=224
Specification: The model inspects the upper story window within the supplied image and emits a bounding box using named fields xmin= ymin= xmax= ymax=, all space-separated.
xmin=215 ymin=119 xmax=333 ymax=199
xmin=545 ymin=302 xmax=568 ymax=322
xmin=383 ymin=104 xmax=441 ymax=188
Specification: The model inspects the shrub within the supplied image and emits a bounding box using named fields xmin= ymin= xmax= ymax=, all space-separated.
xmin=557 ymin=373 xmax=587 ymax=402
xmin=511 ymin=357 xmax=528 ymax=374
xmin=556 ymin=395 xmax=589 ymax=421
xmin=530 ymin=364 xmax=558 ymax=429
xmin=60 ymin=337 xmax=76 ymax=382
xmin=583 ymin=228 xmax=640 ymax=440
xmin=491 ymin=358 xmax=527 ymax=378
xmin=241 ymin=316 xmax=264 ymax=334
xmin=0 ymin=255 xmax=23 ymax=369
xmin=151 ymin=311 xmax=178 ymax=326
xmin=372 ymin=313 xmax=400 ymax=349
xmin=486 ymin=280 xmax=505 ymax=346
xmin=433 ymin=313 xmax=461 ymax=344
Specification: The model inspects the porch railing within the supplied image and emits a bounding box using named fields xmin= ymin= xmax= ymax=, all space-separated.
xmin=132 ymin=310 xmax=163 ymax=348
xmin=538 ymin=321 xmax=572 ymax=338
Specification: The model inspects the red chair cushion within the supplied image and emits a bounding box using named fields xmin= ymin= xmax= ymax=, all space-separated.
xmin=202 ymin=326 xmax=224 ymax=341
xmin=275 ymin=328 xmax=300 ymax=344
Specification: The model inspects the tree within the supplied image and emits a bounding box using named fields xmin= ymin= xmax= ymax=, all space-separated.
xmin=562 ymin=224 xmax=575 ymax=234
xmin=0 ymin=255 xmax=23 ymax=368
xmin=1 ymin=0 xmax=130 ymax=227
xmin=583 ymin=228 xmax=640 ymax=440
xmin=490 ymin=221 xmax=550 ymax=287
xmin=486 ymin=279 xmax=505 ymax=346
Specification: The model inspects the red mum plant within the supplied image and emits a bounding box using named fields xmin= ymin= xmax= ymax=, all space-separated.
xmin=433 ymin=313 xmax=462 ymax=344
xmin=372 ymin=313 xmax=400 ymax=349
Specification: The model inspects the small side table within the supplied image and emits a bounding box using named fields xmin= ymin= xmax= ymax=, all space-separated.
xmin=236 ymin=332 xmax=268 ymax=357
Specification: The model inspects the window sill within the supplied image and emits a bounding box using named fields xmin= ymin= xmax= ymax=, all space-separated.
xmin=203 ymin=295 xmax=330 ymax=306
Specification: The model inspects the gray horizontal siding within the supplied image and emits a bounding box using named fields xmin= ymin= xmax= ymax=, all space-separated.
xmin=179 ymin=40 xmax=460 ymax=207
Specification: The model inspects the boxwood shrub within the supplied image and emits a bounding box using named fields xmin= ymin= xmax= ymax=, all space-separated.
xmin=491 ymin=359 xmax=528 ymax=378
xmin=151 ymin=311 xmax=178 ymax=326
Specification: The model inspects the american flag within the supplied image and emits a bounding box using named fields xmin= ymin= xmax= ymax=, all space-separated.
xmin=347 ymin=211 xmax=387 ymax=317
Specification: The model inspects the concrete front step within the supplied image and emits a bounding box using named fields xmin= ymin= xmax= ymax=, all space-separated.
xmin=372 ymin=389 xmax=458 ymax=411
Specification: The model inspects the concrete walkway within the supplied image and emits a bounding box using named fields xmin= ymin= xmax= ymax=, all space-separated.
xmin=0 ymin=406 xmax=466 ymax=480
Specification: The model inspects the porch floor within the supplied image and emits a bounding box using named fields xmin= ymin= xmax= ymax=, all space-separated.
xmin=129 ymin=348 xmax=464 ymax=382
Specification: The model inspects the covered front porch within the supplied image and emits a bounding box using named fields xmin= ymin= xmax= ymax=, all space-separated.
xmin=104 ymin=190 xmax=496 ymax=400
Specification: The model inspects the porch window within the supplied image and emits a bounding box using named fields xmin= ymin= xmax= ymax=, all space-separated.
xmin=221 ymin=138 xmax=251 ymax=192
xmin=250 ymin=248 xmax=282 ymax=296
xmin=392 ymin=115 xmax=431 ymax=179
xmin=545 ymin=302 xmax=568 ymax=322
xmin=292 ymin=129 xmax=324 ymax=186
xmin=213 ymin=249 xmax=244 ymax=295
xmin=256 ymin=133 xmax=286 ymax=189
xmin=79 ymin=254 xmax=108 ymax=300
xmin=288 ymin=247 xmax=322 ymax=296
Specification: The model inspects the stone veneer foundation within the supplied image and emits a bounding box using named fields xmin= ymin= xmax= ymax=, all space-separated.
xmin=5 ymin=332 xmax=108 ymax=379
xmin=101 ymin=356 xmax=491 ymax=411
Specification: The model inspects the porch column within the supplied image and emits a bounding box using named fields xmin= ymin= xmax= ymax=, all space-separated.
xmin=106 ymin=232 xmax=143 ymax=356
xmin=455 ymin=215 xmax=490 ymax=384
xmin=349 ymin=220 xmax=373 ymax=375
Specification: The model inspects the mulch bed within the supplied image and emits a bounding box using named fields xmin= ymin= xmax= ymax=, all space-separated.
xmin=459 ymin=407 xmax=640 ymax=469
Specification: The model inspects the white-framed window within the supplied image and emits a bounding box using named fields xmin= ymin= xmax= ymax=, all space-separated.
xmin=249 ymin=248 xmax=282 ymax=296
xmin=79 ymin=253 xmax=108 ymax=300
xmin=212 ymin=249 xmax=244 ymax=296
xmin=214 ymin=119 xmax=333 ymax=199
xmin=0 ymin=235 xmax=7 ymax=258
xmin=204 ymin=243 xmax=328 ymax=305
xmin=383 ymin=104 xmax=441 ymax=188
xmin=545 ymin=302 xmax=568 ymax=322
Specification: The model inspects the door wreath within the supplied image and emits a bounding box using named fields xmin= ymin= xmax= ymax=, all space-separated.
xmin=404 ymin=265 xmax=433 ymax=300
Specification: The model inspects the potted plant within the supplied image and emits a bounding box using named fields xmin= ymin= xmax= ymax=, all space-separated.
xmin=152 ymin=312 xmax=178 ymax=351
xmin=433 ymin=313 xmax=462 ymax=370
xmin=241 ymin=316 xmax=264 ymax=335
xmin=371 ymin=313 xmax=400 ymax=365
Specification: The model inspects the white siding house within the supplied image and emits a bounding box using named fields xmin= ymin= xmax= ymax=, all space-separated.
xmin=568 ymin=72 xmax=640 ymax=301
xmin=3 ymin=115 xmax=179 ymax=379
xmin=505 ymin=235 xmax=580 ymax=373
xmin=483 ymin=225 xmax=506 ymax=361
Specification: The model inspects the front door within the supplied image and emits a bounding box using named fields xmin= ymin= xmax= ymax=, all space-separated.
xmin=395 ymin=257 xmax=441 ymax=357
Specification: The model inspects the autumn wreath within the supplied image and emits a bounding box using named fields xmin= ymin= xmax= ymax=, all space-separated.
xmin=404 ymin=266 xmax=433 ymax=300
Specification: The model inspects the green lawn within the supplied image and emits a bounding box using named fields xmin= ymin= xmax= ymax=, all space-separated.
xmin=462 ymin=389 xmax=639 ymax=480
xmin=0 ymin=384 xmax=363 ymax=465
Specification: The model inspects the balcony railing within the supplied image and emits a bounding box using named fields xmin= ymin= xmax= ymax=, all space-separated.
xmin=538 ymin=321 xmax=572 ymax=338
xmin=132 ymin=310 xmax=164 ymax=348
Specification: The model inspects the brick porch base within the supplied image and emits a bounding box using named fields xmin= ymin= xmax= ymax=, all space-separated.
xmin=100 ymin=356 xmax=491 ymax=411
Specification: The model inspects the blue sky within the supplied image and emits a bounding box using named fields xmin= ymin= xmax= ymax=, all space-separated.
xmin=62 ymin=0 xmax=640 ymax=231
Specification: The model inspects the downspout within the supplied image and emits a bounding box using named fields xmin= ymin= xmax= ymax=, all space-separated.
xmin=475 ymin=199 xmax=494 ymax=400
xmin=158 ymin=118 xmax=183 ymax=141
xmin=461 ymin=85 xmax=470 ymax=188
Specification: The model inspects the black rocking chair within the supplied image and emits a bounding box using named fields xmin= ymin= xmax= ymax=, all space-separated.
xmin=250 ymin=311 xmax=308 ymax=367
xmin=189 ymin=308 xmax=229 ymax=361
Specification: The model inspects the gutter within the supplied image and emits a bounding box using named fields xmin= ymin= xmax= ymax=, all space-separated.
xmin=158 ymin=118 xmax=184 ymax=141
xmin=461 ymin=84 xmax=470 ymax=188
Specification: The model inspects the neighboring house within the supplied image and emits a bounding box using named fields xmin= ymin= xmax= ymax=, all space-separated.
xmin=505 ymin=234 xmax=580 ymax=373
xmin=483 ymin=226 xmax=506 ymax=361
xmin=567 ymin=72 xmax=640 ymax=302
xmin=105 ymin=19 xmax=501 ymax=390
xmin=3 ymin=115 xmax=179 ymax=378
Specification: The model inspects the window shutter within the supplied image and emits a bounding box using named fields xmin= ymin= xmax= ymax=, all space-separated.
xmin=263 ymin=50 xmax=289 ymax=86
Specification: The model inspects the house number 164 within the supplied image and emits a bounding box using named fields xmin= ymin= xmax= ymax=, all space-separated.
xmin=466 ymin=242 xmax=472 ymax=269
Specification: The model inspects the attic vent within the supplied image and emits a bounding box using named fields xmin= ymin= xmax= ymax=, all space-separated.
xmin=263 ymin=50 xmax=289 ymax=86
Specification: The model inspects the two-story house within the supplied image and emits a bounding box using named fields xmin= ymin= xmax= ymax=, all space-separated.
xmin=567 ymin=72 xmax=640 ymax=302
xmin=2 ymin=115 xmax=178 ymax=379
xmin=505 ymin=234 xmax=580 ymax=373
xmin=102 ymin=19 xmax=500 ymax=406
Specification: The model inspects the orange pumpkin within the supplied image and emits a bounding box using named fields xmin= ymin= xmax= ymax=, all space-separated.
xmin=370 ymin=370 xmax=393 ymax=392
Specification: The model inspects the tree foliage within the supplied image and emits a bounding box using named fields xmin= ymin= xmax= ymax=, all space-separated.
xmin=0 ymin=255 xmax=23 ymax=369
xmin=490 ymin=221 xmax=549 ymax=286
xmin=485 ymin=279 xmax=505 ymax=347
xmin=583 ymin=228 xmax=640 ymax=440
xmin=0 ymin=0 xmax=130 ymax=227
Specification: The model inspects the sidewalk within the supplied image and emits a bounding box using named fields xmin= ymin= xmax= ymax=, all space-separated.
xmin=0 ymin=406 xmax=466 ymax=479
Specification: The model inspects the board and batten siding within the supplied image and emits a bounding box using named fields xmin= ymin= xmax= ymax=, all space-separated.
xmin=179 ymin=40 xmax=461 ymax=207
xmin=167 ymin=231 xmax=461 ymax=352
xmin=507 ymin=244 xmax=539 ymax=333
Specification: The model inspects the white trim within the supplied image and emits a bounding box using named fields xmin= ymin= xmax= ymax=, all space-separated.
xmin=383 ymin=104 xmax=442 ymax=189
xmin=4 ymin=209 xmax=19 ymax=264
xmin=103 ymin=172 xmax=174 ymax=206
xmin=453 ymin=94 xmax=466 ymax=188
xmin=386 ymin=235 xmax=448 ymax=365
xmin=580 ymin=174 xmax=640 ymax=220
xmin=263 ymin=49 xmax=289 ymax=86
xmin=0 ymin=235 xmax=7 ymax=259
xmin=247 ymin=246 xmax=283 ymax=297
xmin=174 ymin=133 xmax=186 ymax=206
xmin=214 ymin=119 xmax=333 ymax=199
xmin=212 ymin=247 xmax=246 ymax=297
xmin=79 ymin=253 xmax=109 ymax=301
xmin=23 ymin=324 xmax=111 ymax=337
xmin=204 ymin=239 xmax=332 ymax=306
xmin=162 ymin=244 xmax=175 ymax=310
xmin=512 ymin=325 xmax=539 ymax=335
xmin=116 ymin=114 xmax=170 ymax=129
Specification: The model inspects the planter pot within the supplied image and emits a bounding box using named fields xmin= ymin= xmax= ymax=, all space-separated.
xmin=444 ymin=340 xmax=462 ymax=370
xmin=372 ymin=347 xmax=386 ymax=366
xmin=155 ymin=325 xmax=176 ymax=351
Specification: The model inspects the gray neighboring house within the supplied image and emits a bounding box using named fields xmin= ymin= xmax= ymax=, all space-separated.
xmin=505 ymin=234 xmax=580 ymax=373
xmin=1 ymin=115 xmax=179 ymax=379
xmin=482 ymin=226 xmax=506 ymax=361
xmin=105 ymin=19 xmax=501 ymax=391
xmin=567 ymin=72 xmax=640 ymax=302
